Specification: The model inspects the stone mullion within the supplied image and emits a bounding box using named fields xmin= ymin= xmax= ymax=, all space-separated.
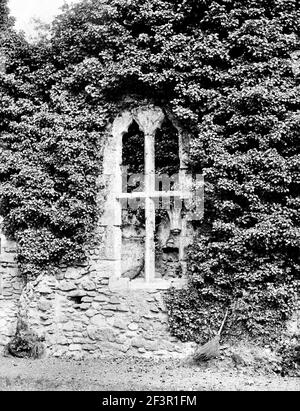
xmin=178 ymin=131 xmax=188 ymax=264
xmin=144 ymin=132 xmax=156 ymax=283
xmin=112 ymin=112 xmax=133 ymax=281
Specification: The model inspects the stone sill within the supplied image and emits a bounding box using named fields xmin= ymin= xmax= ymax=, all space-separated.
xmin=0 ymin=258 xmax=17 ymax=264
xmin=109 ymin=277 xmax=187 ymax=291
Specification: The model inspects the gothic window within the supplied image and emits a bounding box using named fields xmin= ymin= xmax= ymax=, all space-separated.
xmin=110 ymin=107 xmax=193 ymax=288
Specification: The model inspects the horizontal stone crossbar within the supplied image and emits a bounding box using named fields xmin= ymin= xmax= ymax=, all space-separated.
xmin=116 ymin=191 xmax=191 ymax=200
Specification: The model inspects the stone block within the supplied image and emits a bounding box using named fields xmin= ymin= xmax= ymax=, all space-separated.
xmin=104 ymin=304 xmax=117 ymax=311
xmin=82 ymin=280 xmax=96 ymax=291
xmin=83 ymin=344 xmax=96 ymax=351
xmin=68 ymin=344 xmax=82 ymax=351
xmin=65 ymin=268 xmax=80 ymax=280
xmin=94 ymin=294 xmax=108 ymax=302
xmin=90 ymin=314 xmax=108 ymax=328
xmin=91 ymin=302 xmax=102 ymax=310
xmin=116 ymin=304 xmax=129 ymax=312
xmin=85 ymin=309 xmax=98 ymax=318
xmin=72 ymin=337 xmax=85 ymax=344
xmin=114 ymin=319 xmax=128 ymax=330
xmin=109 ymin=296 xmax=120 ymax=305
xmin=81 ymin=296 xmax=93 ymax=303
xmin=86 ymin=291 xmax=97 ymax=297
xmin=55 ymin=336 xmax=68 ymax=345
xmin=63 ymin=321 xmax=74 ymax=331
xmin=102 ymin=311 xmax=114 ymax=317
xmin=128 ymin=322 xmax=139 ymax=331
xmin=59 ymin=281 xmax=77 ymax=292
xmin=119 ymin=344 xmax=130 ymax=353
xmin=131 ymin=338 xmax=144 ymax=348
xmin=87 ymin=325 xmax=98 ymax=340
xmin=37 ymin=284 xmax=53 ymax=294
xmin=0 ymin=319 xmax=6 ymax=328
xmin=38 ymin=298 xmax=52 ymax=312
xmin=69 ymin=290 xmax=86 ymax=298
xmin=115 ymin=334 xmax=127 ymax=344
xmin=144 ymin=341 xmax=160 ymax=352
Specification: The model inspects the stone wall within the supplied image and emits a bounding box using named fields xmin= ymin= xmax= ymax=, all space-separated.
xmin=1 ymin=106 xmax=296 ymax=360
xmin=19 ymin=264 xmax=194 ymax=359
xmin=0 ymin=108 xmax=196 ymax=358
xmin=0 ymin=228 xmax=194 ymax=359
xmin=0 ymin=223 xmax=24 ymax=348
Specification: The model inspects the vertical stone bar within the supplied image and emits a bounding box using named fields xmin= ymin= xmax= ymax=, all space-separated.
xmin=113 ymin=128 xmax=123 ymax=280
xmin=136 ymin=107 xmax=164 ymax=283
xmin=178 ymin=130 xmax=189 ymax=270
xmin=111 ymin=112 xmax=133 ymax=280
xmin=144 ymin=132 xmax=155 ymax=282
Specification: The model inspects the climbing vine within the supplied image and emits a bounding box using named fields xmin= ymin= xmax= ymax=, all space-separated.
xmin=0 ymin=21 xmax=110 ymax=280
xmin=0 ymin=0 xmax=299 ymax=346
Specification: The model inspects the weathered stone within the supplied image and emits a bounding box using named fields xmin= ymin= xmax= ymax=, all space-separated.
xmin=90 ymin=302 xmax=102 ymax=311
xmin=56 ymin=315 xmax=68 ymax=323
xmin=94 ymin=295 xmax=108 ymax=302
xmin=82 ymin=280 xmax=96 ymax=291
xmin=59 ymin=281 xmax=77 ymax=292
xmin=109 ymin=296 xmax=120 ymax=305
xmin=132 ymin=314 xmax=142 ymax=323
xmin=0 ymin=205 xmax=210 ymax=360
xmin=65 ymin=268 xmax=80 ymax=280
xmin=68 ymin=290 xmax=86 ymax=298
xmin=91 ymin=315 xmax=108 ymax=328
xmin=117 ymin=304 xmax=129 ymax=312
xmin=83 ymin=344 xmax=96 ymax=351
xmin=55 ymin=336 xmax=68 ymax=345
xmin=78 ymin=303 xmax=90 ymax=310
xmin=104 ymin=304 xmax=117 ymax=311
xmin=144 ymin=341 xmax=159 ymax=352
xmin=41 ymin=319 xmax=52 ymax=326
xmin=107 ymin=332 xmax=116 ymax=343
xmin=114 ymin=319 xmax=128 ymax=330
xmin=87 ymin=325 xmax=98 ymax=340
xmin=85 ymin=309 xmax=98 ymax=318
xmin=68 ymin=344 xmax=82 ymax=351
xmin=72 ymin=337 xmax=85 ymax=344
xmin=142 ymin=313 xmax=153 ymax=319
xmin=81 ymin=296 xmax=93 ymax=303
xmin=131 ymin=338 xmax=144 ymax=348
xmin=140 ymin=321 xmax=153 ymax=331
xmin=115 ymin=334 xmax=127 ymax=344
xmin=37 ymin=284 xmax=52 ymax=294
xmin=38 ymin=299 xmax=51 ymax=312
xmin=119 ymin=344 xmax=130 ymax=353
xmin=63 ymin=322 xmax=74 ymax=331
xmin=144 ymin=334 xmax=155 ymax=341
xmin=128 ymin=322 xmax=139 ymax=331
xmin=102 ymin=311 xmax=114 ymax=317
xmin=86 ymin=291 xmax=97 ymax=297
xmin=0 ymin=319 xmax=6 ymax=328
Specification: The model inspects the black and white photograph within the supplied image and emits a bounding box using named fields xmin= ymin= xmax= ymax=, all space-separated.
xmin=0 ymin=0 xmax=299 ymax=394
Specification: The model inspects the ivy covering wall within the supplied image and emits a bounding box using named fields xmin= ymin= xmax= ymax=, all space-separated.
xmin=0 ymin=0 xmax=299 ymax=345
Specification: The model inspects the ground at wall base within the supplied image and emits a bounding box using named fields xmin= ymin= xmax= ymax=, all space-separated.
xmin=0 ymin=355 xmax=299 ymax=391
